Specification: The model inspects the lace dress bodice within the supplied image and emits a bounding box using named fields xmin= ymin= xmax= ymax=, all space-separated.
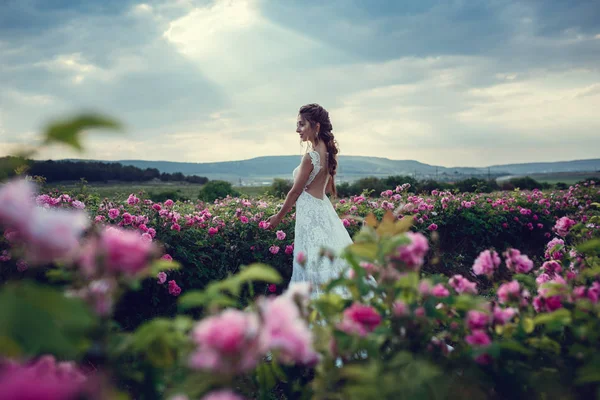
xmin=292 ymin=150 xmax=328 ymax=195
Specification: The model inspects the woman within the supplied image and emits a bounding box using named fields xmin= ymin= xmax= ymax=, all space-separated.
xmin=267 ymin=104 xmax=353 ymax=297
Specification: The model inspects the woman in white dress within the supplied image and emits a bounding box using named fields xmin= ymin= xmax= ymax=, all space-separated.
xmin=267 ymin=104 xmax=353 ymax=297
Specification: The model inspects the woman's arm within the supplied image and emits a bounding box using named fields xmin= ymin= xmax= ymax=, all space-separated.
xmin=267 ymin=154 xmax=313 ymax=227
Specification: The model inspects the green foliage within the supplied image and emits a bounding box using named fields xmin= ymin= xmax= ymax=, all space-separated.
xmin=507 ymin=176 xmax=551 ymax=190
xmin=268 ymin=178 xmax=293 ymax=199
xmin=198 ymin=180 xmax=241 ymax=202
xmin=148 ymin=189 xmax=190 ymax=203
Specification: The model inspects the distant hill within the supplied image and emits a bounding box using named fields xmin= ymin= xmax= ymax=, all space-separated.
xmin=59 ymin=156 xmax=600 ymax=184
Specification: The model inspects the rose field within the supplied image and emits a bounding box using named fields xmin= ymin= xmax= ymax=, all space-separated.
xmin=1 ymin=118 xmax=600 ymax=399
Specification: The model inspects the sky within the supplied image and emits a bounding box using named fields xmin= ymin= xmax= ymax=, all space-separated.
xmin=0 ymin=0 xmax=599 ymax=168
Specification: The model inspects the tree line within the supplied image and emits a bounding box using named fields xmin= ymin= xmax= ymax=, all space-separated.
xmin=0 ymin=157 xmax=209 ymax=184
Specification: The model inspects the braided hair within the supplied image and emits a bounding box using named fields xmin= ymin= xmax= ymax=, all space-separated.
xmin=298 ymin=103 xmax=339 ymax=197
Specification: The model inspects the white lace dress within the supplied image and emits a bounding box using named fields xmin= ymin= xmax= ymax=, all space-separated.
xmin=290 ymin=151 xmax=354 ymax=298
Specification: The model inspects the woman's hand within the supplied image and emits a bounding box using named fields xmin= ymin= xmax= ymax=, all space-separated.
xmin=266 ymin=214 xmax=282 ymax=229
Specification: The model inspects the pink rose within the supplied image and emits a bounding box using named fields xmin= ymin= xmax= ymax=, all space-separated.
xmin=466 ymin=310 xmax=490 ymax=331
xmin=472 ymin=249 xmax=501 ymax=278
xmin=554 ymin=216 xmax=576 ymax=237
xmin=168 ymin=280 xmax=182 ymax=296
xmin=431 ymin=283 xmax=450 ymax=297
xmin=493 ymin=306 xmax=517 ymax=325
xmin=389 ymin=232 xmax=429 ymax=271
xmin=269 ymin=245 xmax=280 ymax=255
xmin=503 ymin=248 xmax=534 ymax=274
xmin=497 ymin=280 xmax=521 ymax=304
xmin=465 ymin=330 xmax=491 ymax=347
xmin=392 ymin=301 xmax=409 ymax=317
xmin=337 ymin=303 xmax=382 ymax=337
xmin=427 ymin=223 xmax=438 ymax=231
xmin=157 ymin=272 xmax=167 ymax=284
xmin=285 ymin=245 xmax=294 ymax=255
xmin=449 ymin=275 xmax=478 ymax=295
xmin=276 ymin=230 xmax=286 ymax=240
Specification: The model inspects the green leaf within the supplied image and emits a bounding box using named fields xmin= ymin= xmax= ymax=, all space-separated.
xmin=527 ymin=336 xmax=561 ymax=355
xmin=347 ymin=242 xmax=378 ymax=260
xmin=178 ymin=290 xmax=237 ymax=310
xmin=0 ymin=281 xmax=96 ymax=358
xmin=533 ymin=308 xmax=571 ymax=328
xmin=236 ymin=263 xmax=282 ymax=284
xmin=148 ymin=259 xmax=181 ymax=275
xmin=576 ymin=359 xmax=600 ymax=384
xmin=499 ymin=340 xmax=533 ymax=356
xmin=131 ymin=318 xmax=190 ymax=369
xmin=44 ymin=113 xmax=122 ymax=151
xmin=577 ymin=239 xmax=600 ymax=255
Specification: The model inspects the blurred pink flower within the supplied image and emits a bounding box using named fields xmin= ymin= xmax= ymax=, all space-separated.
xmin=337 ymin=303 xmax=382 ymax=337
xmin=98 ymin=226 xmax=156 ymax=276
xmin=449 ymin=275 xmax=478 ymax=295
xmin=108 ymin=208 xmax=120 ymax=219
xmin=296 ymin=252 xmax=306 ymax=265
xmin=259 ymin=295 xmax=319 ymax=365
xmin=472 ymin=249 xmax=501 ymax=278
xmin=0 ymin=179 xmax=36 ymax=229
xmin=466 ymin=310 xmax=490 ymax=331
xmin=465 ymin=330 xmax=491 ymax=347
xmin=0 ymin=355 xmax=87 ymax=400
xmin=23 ymin=208 xmax=90 ymax=265
xmin=389 ymin=232 xmax=429 ymax=271
xmin=497 ymin=280 xmax=521 ymax=304
xmin=276 ymin=230 xmax=286 ymax=240
xmin=157 ymin=272 xmax=167 ymax=284
xmin=392 ymin=301 xmax=409 ymax=317
xmin=503 ymin=248 xmax=534 ymax=274
xmin=190 ymin=309 xmax=261 ymax=374
xmin=285 ymin=245 xmax=294 ymax=255
xmin=201 ymin=390 xmax=246 ymax=400
xmin=493 ymin=306 xmax=517 ymax=325
xmin=432 ymin=283 xmax=450 ymax=298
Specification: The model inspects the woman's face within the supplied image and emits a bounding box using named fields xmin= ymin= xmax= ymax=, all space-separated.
xmin=296 ymin=114 xmax=316 ymax=142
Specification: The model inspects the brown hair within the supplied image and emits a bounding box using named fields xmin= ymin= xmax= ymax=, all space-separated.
xmin=299 ymin=103 xmax=339 ymax=197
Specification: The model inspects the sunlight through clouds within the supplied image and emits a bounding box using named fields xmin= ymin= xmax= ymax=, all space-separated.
xmin=0 ymin=0 xmax=599 ymax=166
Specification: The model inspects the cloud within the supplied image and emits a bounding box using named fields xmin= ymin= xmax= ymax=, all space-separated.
xmin=0 ymin=0 xmax=599 ymax=168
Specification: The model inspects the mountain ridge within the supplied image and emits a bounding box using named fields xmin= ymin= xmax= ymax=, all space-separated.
xmin=54 ymin=156 xmax=600 ymax=184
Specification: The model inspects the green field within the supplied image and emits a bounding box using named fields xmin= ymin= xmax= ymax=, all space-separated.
xmin=44 ymin=181 xmax=270 ymax=201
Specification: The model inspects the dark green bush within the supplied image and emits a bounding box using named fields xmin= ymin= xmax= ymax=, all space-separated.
xmin=198 ymin=180 xmax=241 ymax=202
